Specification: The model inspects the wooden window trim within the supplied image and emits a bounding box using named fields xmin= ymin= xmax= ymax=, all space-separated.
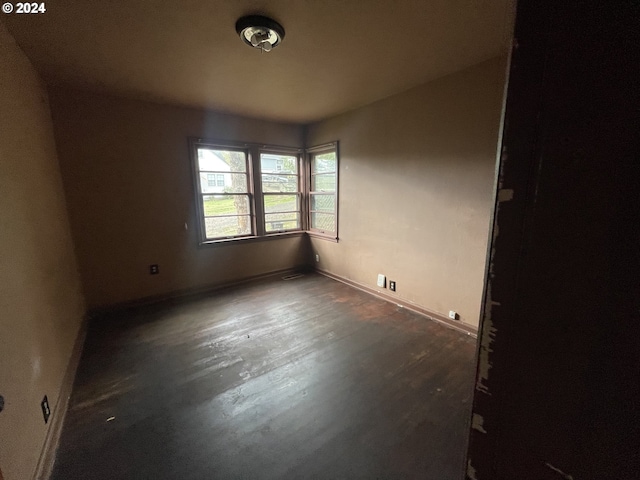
xmin=306 ymin=142 xmax=339 ymax=241
xmin=192 ymin=141 xmax=253 ymax=241
xmin=190 ymin=138 xmax=305 ymax=246
xmin=197 ymin=230 xmax=306 ymax=248
xmin=260 ymin=150 xmax=303 ymax=234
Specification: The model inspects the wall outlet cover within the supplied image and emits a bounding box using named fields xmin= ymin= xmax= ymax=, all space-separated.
xmin=150 ymin=264 xmax=159 ymax=275
xmin=389 ymin=281 xmax=396 ymax=292
xmin=377 ymin=274 xmax=386 ymax=288
xmin=448 ymin=310 xmax=459 ymax=320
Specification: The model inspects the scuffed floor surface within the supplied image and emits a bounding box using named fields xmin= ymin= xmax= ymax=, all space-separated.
xmin=52 ymin=273 xmax=477 ymax=480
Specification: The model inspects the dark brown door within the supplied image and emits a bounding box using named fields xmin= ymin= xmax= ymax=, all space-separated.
xmin=466 ymin=2 xmax=640 ymax=479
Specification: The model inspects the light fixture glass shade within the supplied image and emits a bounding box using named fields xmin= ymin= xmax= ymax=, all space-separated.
xmin=236 ymin=15 xmax=285 ymax=52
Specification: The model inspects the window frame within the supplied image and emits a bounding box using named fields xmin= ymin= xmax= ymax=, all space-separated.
xmin=205 ymin=173 xmax=225 ymax=188
xmin=190 ymin=138 xmax=306 ymax=246
xmin=259 ymin=149 xmax=304 ymax=234
xmin=306 ymin=142 xmax=339 ymax=241
xmin=206 ymin=173 xmax=216 ymax=188
xmin=191 ymin=140 xmax=255 ymax=242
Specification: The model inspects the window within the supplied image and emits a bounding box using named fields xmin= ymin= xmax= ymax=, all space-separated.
xmin=261 ymin=152 xmax=301 ymax=233
xmin=308 ymin=144 xmax=339 ymax=238
xmin=191 ymin=139 xmax=337 ymax=245
xmin=206 ymin=173 xmax=225 ymax=188
xmin=194 ymin=145 xmax=253 ymax=240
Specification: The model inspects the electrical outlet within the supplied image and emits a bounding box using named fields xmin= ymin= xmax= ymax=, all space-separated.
xmin=389 ymin=281 xmax=396 ymax=292
xmin=41 ymin=395 xmax=50 ymax=424
xmin=315 ymin=254 xmax=320 ymax=263
xmin=448 ymin=310 xmax=459 ymax=320
xmin=377 ymin=274 xmax=386 ymax=288
xmin=149 ymin=264 xmax=159 ymax=275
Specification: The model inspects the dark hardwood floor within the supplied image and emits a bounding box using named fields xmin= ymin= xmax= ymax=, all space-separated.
xmin=52 ymin=273 xmax=477 ymax=480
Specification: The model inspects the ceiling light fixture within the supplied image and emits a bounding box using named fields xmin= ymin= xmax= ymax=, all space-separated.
xmin=235 ymin=15 xmax=285 ymax=53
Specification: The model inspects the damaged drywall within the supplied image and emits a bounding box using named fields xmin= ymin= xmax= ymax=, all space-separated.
xmin=475 ymin=182 xmax=514 ymax=394
xmin=467 ymin=459 xmax=479 ymax=480
xmin=471 ymin=413 xmax=488 ymax=434
xmin=476 ymin=274 xmax=498 ymax=395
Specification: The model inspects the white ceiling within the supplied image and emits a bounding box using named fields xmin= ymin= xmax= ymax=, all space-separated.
xmin=3 ymin=0 xmax=513 ymax=123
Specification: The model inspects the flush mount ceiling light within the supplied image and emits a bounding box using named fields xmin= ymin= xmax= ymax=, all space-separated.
xmin=235 ymin=15 xmax=285 ymax=53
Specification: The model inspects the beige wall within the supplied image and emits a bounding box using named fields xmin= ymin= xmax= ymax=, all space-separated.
xmin=48 ymin=89 xmax=308 ymax=309
xmin=306 ymin=57 xmax=506 ymax=328
xmin=0 ymin=24 xmax=85 ymax=480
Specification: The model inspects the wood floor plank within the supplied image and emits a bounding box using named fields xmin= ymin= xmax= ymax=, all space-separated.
xmin=52 ymin=273 xmax=476 ymax=480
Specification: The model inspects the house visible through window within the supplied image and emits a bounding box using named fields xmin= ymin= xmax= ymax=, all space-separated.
xmin=206 ymin=173 xmax=225 ymax=188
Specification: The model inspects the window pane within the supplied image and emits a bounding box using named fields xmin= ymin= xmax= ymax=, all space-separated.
xmin=261 ymin=153 xmax=297 ymax=174
xmin=265 ymin=212 xmax=300 ymax=232
xmin=202 ymin=195 xmax=250 ymax=217
xmin=261 ymin=174 xmax=298 ymax=192
xmin=199 ymin=173 xmax=248 ymax=194
xmin=311 ymin=173 xmax=336 ymax=192
xmin=198 ymin=148 xmax=246 ymax=172
xmin=264 ymin=194 xmax=298 ymax=213
xmin=205 ymin=216 xmax=252 ymax=238
xmin=312 ymin=152 xmax=337 ymax=173
xmin=310 ymin=194 xmax=335 ymax=212
xmin=311 ymin=212 xmax=336 ymax=232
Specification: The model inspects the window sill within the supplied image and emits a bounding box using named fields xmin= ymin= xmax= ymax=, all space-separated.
xmin=307 ymin=231 xmax=339 ymax=243
xmin=198 ymin=230 xmax=306 ymax=248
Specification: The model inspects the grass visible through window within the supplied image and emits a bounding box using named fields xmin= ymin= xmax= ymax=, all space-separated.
xmin=203 ymin=195 xmax=293 ymax=216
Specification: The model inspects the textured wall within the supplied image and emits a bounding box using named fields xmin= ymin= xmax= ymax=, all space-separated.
xmin=48 ymin=89 xmax=308 ymax=308
xmin=306 ymin=57 xmax=507 ymax=328
xmin=0 ymin=24 xmax=85 ymax=480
